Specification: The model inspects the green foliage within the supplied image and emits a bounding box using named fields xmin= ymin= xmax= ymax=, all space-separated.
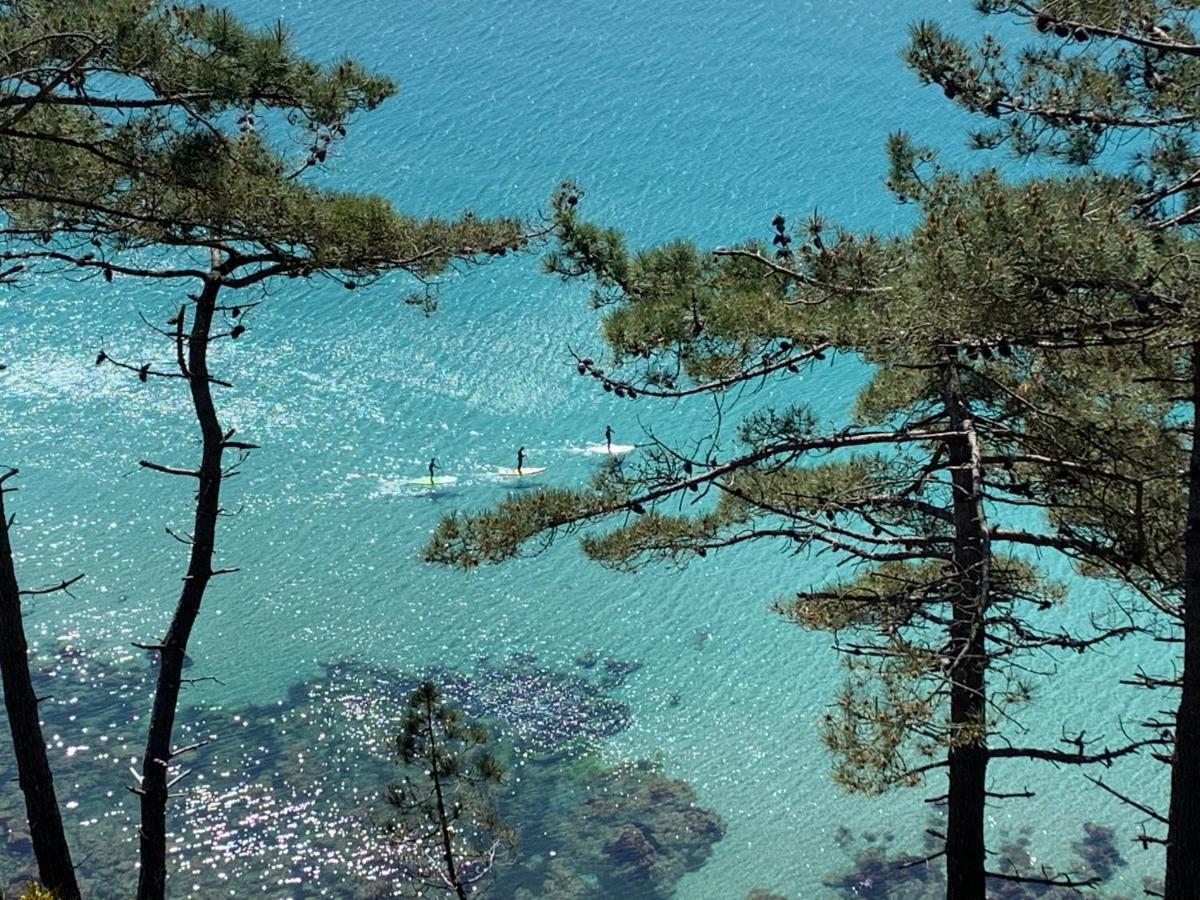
xmin=580 ymin=510 xmax=727 ymax=571
xmin=0 ymin=0 xmax=528 ymax=287
xmin=394 ymin=683 xmax=506 ymax=791
xmin=425 ymin=487 xmax=606 ymax=568
xmin=737 ymin=405 xmax=819 ymax=446
xmin=7 ymin=886 xmax=53 ymax=900
xmin=778 ymin=560 xmax=953 ymax=633
xmin=899 ymin=0 xmax=1200 ymax=614
xmin=904 ymin=1 xmax=1200 ymax=205
xmin=782 ymin=556 xmax=1061 ymax=793
xmin=0 ymin=0 xmax=393 ymax=122
xmin=854 ymin=367 xmax=937 ymax=424
xmin=387 ymin=682 xmax=512 ymax=897
xmin=544 ymin=184 xmax=899 ymax=371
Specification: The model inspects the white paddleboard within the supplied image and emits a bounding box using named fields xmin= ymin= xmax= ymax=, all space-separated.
xmin=497 ymin=467 xmax=546 ymax=477
xmin=585 ymin=443 xmax=635 ymax=455
xmin=401 ymin=475 xmax=459 ymax=486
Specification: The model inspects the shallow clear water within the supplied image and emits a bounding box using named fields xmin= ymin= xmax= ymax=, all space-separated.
xmin=0 ymin=1 xmax=1171 ymax=896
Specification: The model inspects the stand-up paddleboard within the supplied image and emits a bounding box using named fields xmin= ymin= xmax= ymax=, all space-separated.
xmin=401 ymin=475 xmax=459 ymax=487
xmin=584 ymin=443 xmax=635 ymax=455
xmin=497 ymin=467 xmax=546 ymax=478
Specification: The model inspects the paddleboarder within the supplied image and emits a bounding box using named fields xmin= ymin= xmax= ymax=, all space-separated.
xmin=428 ymin=457 xmax=439 ymax=484
xmin=516 ymin=446 xmax=525 ymax=475
xmin=605 ymin=425 xmax=613 ymax=452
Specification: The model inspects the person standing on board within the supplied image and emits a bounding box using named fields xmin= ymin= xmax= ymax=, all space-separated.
xmin=516 ymin=446 xmax=525 ymax=475
xmin=605 ymin=425 xmax=613 ymax=453
xmin=428 ymin=457 xmax=440 ymax=484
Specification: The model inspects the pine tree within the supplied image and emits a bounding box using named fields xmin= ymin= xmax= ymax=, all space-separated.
xmin=1 ymin=2 xmax=528 ymax=896
xmin=386 ymin=682 xmax=512 ymax=898
xmin=902 ymin=5 xmax=1200 ymax=895
xmin=426 ymin=179 xmax=1166 ymax=897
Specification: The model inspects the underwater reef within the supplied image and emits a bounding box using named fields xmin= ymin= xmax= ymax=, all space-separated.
xmin=823 ymin=818 xmax=1134 ymax=900
xmin=503 ymin=757 xmax=724 ymax=900
xmin=0 ymin=648 xmax=723 ymax=898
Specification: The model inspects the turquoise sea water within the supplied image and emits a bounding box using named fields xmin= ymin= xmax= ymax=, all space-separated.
xmin=0 ymin=1 xmax=1172 ymax=896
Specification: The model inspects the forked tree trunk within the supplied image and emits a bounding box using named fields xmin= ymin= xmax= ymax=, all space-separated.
xmin=941 ymin=361 xmax=990 ymax=900
xmin=0 ymin=476 xmax=81 ymax=900
xmin=136 ymin=276 xmax=225 ymax=900
xmin=1165 ymin=345 xmax=1200 ymax=899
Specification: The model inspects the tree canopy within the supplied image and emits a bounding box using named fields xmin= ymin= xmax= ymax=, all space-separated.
xmin=1 ymin=2 xmax=530 ymax=897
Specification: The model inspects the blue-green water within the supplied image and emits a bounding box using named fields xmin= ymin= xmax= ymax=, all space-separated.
xmin=0 ymin=1 xmax=1171 ymax=896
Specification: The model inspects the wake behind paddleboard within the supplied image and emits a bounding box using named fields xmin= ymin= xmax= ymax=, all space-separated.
xmin=585 ymin=443 xmax=635 ymax=455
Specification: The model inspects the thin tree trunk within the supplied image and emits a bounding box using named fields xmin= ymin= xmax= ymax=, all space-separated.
xmin=941 ymin=361 xmax=990 ymax=900
xmin=1164 ymin=345 xmax=1200 ymax=899
xmin=0 ymin=476 xmax=81 ymax=900
xmin=136 ymin=276 xmax=225 ymax=900
xmin=424 ymin=693 xmax=467 ymax=900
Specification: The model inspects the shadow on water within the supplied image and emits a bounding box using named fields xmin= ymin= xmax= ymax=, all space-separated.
xmin=500 ymin=481 xmax=542 ymax=492
xmin=413 ymin=487 xmax=464 ymax=500
xmin=0 ymin=646 xmax=724 ymax=899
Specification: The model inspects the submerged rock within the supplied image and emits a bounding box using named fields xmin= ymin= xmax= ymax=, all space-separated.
xmin=598 ymin=656 xmax=642 ymax=689
xmin=499 ymin=757 xmax=726 ymax=899
xmin=825 ymin=817 xmax=1133 ymax=900
xmin=1072 ymin=821 xmax=1126 ymax=882
xmin=575 ymin=650 xmax=601 ymax=669
xmin=0 ymin=648 xmax=717 ymax=899
xmin=605 ymin=825 xmax=658 ymax=872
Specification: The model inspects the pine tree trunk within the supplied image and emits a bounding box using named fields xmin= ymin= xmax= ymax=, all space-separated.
xmin=0 ymin=480 xmax=81 ymax=900
xmin=424 ymin=693 xmax=467 ymax=900
xmin=941 ymin=362 xmax=990 ymax=900
xmin=1164 ymin=345 xmax=1200 ymax=899
xmin=136 ymin=278 xmax=225 ymax=900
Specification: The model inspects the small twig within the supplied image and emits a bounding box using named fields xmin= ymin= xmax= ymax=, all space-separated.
xmin=169 ymin=740 xmax=209 ymax=759
xmin=139 ymin=460 xmax=200 ymax=478
xmin=18 ymin=572 xmax=84 ymax=597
